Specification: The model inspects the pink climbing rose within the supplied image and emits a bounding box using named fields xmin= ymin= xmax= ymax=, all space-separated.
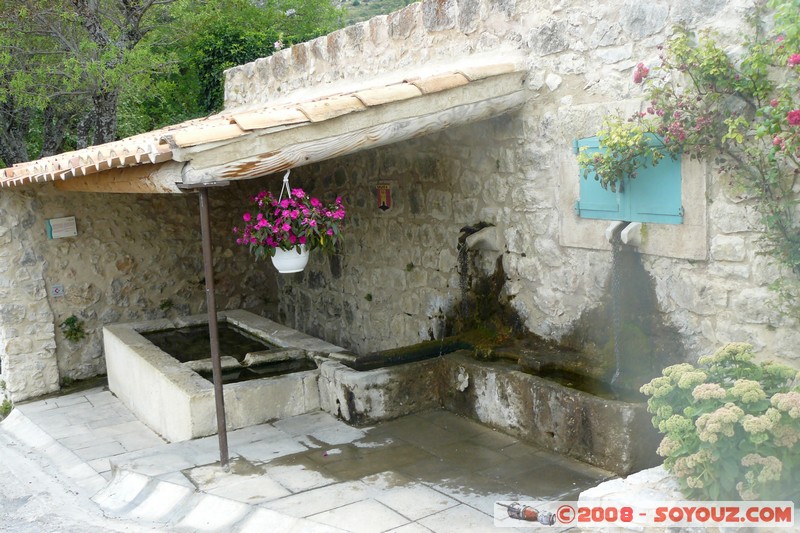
xmin=633 ymin=62 xmax=650 ymax=84
xmin=787 ymin=110 xmax=800 ymax=126
xmin=789 ymin=53 xmax=800 ymax=66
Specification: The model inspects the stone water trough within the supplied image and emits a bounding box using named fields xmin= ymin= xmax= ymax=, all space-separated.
xmin=104 ymin=310 xmax=659 ymax=475
xmin=103 ymin=310 xmax=339 ymax=442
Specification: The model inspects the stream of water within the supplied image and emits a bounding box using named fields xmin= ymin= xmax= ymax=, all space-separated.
xmin=610 ymin=232 xmax=624 ymax=385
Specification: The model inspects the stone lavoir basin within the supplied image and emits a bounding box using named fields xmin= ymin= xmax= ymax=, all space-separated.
xmin=103 ymin=310 xmax=338 ymax=442
xmin=103 ymin=310 xmax=659 ymax=475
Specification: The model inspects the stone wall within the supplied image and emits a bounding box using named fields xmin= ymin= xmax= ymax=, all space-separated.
xmin=2 ymin=0 xmax=799 ymax=401
xmin=225 ymin=0 xmax=800 ymax=367
xmin=0 ymin=183 xmax=278 ymax=401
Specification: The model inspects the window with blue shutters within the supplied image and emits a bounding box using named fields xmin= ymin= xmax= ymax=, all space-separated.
xmin=573 ymin=136 xmax=683 ymax=225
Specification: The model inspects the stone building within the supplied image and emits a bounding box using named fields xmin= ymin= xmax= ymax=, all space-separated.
xmin=1 ymin=0 xmax=797 ymax=402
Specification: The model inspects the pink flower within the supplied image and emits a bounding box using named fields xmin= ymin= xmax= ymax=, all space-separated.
xmin=773 ymin=136 xmax=784 ymax=150
xmin=788 ymin=109 xmax=800 ymax=125
xmin=771 ymin=99 xmax=779 ymax=108
xmin=789 ymin=54 xmax=800 ymax=66
xmin=633 ymin=62 xmax=649 ymax=84
xmin=777 ymin=35 xmax=785 ymax=43
xmin=235 ymin=187 xmax=345 ymax=255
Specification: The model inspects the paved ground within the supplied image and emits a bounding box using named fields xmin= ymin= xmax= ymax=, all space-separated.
xmin=0 ymin=385 xmax=614 ymax=532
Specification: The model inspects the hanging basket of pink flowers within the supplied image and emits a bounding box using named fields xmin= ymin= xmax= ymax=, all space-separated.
xmin=233 ymin=171 xmax=345 ymax=273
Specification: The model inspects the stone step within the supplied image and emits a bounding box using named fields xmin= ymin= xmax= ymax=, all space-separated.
xmin=0 ymin=408 xmax=107 ymax=495
xmin=94 ymin=467 xmax=346 ymax=532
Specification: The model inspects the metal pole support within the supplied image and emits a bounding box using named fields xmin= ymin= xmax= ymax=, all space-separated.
xmin=198 ymin=187 xmax=230 ymax=469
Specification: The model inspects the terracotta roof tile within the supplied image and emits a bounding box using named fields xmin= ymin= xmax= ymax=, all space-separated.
xmin=409 ymin=73 xmax=469 ymax=94
xmin=297 ymin=94 xmax=367 ymax=123
xmin=354 ymin=83 xmax=423 ymax=107
xmin=232 ymin=107 xmax=309 ymax=131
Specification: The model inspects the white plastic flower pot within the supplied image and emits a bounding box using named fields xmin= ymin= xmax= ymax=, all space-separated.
xmin=270 ymin=245 xmax=309 ymax=273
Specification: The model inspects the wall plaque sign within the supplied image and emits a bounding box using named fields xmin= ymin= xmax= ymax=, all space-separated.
xmin=46 ymin=216 xmax=78 ymax=239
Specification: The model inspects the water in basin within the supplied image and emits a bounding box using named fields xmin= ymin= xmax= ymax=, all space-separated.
xmin=143 ymin=323 xmax=272 ymax=363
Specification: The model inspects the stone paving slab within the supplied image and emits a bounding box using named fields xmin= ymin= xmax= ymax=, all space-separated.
xmin=3 ymin=385 xmax=616 ymax=532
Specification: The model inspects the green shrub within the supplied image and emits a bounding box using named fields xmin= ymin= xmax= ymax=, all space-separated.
xmin=0 ymin=399 xmax=12 ymax=418
xmin=59 ymin=315 xmax=86 ymax=343
xmin=641 ymin=343 xmax=800 ymax=500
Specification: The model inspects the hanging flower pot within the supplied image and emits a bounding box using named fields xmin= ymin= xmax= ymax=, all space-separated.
xmin=233 ymin=170 xmax=345 ymax=274
xmin=270 ymin=245 xmax=310 ymax=273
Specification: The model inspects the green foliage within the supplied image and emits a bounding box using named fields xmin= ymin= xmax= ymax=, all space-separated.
xmin=59 ymin=315 xmax=86 ymax=343
xmin=344 ymin=0 xmax=417 ymax=25
xmin=0 ymin=0 xmax=176 ymax=162
xmin=0 ymin=0 xmax=345 ymax=164
xmin=0 ymin=398 xmax=11 ymax=418
xmin=641 ymin=343 xmax=800 ymax=501
xmin=147 ymin=0 xmax=344 ymax=115
xmin=159 ymin=298 xmax=174 ymax=311
xmin=578 ymin=2 xmax=800 ymax=309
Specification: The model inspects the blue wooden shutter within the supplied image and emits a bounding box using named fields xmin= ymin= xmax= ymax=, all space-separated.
xmin=628 ymin=151 xmax=683 ymax=224
xmin=573 ymin=137 xmax=622 ymax=221
xmin=573 ymin=136 xmax=683 ymax=225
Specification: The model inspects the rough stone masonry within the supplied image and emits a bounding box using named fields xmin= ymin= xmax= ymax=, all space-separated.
xmin=1 ymin=0 xmax=797 ymax=401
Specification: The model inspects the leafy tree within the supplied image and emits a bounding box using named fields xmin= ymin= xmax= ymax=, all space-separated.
xmin=0 ymin=0 xmax=344 ymax=166
xmin=0 ymin=0 xmax=176 ymax=164
xmin=159 ymin=0 xmax=344 ymax=115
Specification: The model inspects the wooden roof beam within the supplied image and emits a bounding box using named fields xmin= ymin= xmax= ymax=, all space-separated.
xmin=178 ymin=70 xmax=527 ymax=184
xmin=182 ymin=89 xmax=527 ymax=185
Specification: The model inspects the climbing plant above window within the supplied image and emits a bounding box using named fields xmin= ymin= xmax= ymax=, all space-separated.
xmin=576 ymin=119 xmax=680 ymax=193
xmin=577 ymin=0 xmax=800 ymax=313
xmin=575 ymin=134 xmax=683 ymax=224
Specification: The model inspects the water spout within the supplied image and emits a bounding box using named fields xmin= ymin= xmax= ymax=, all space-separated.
xmin=605 ymin=221 xmax=642 ymax=248
xmin=464 ymin=225 xmax=504 ymax=253
xmin=620 ymin=222 xmax=642 ymax=247
xmin=605 ymin=221 xmax=626 ymax=243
